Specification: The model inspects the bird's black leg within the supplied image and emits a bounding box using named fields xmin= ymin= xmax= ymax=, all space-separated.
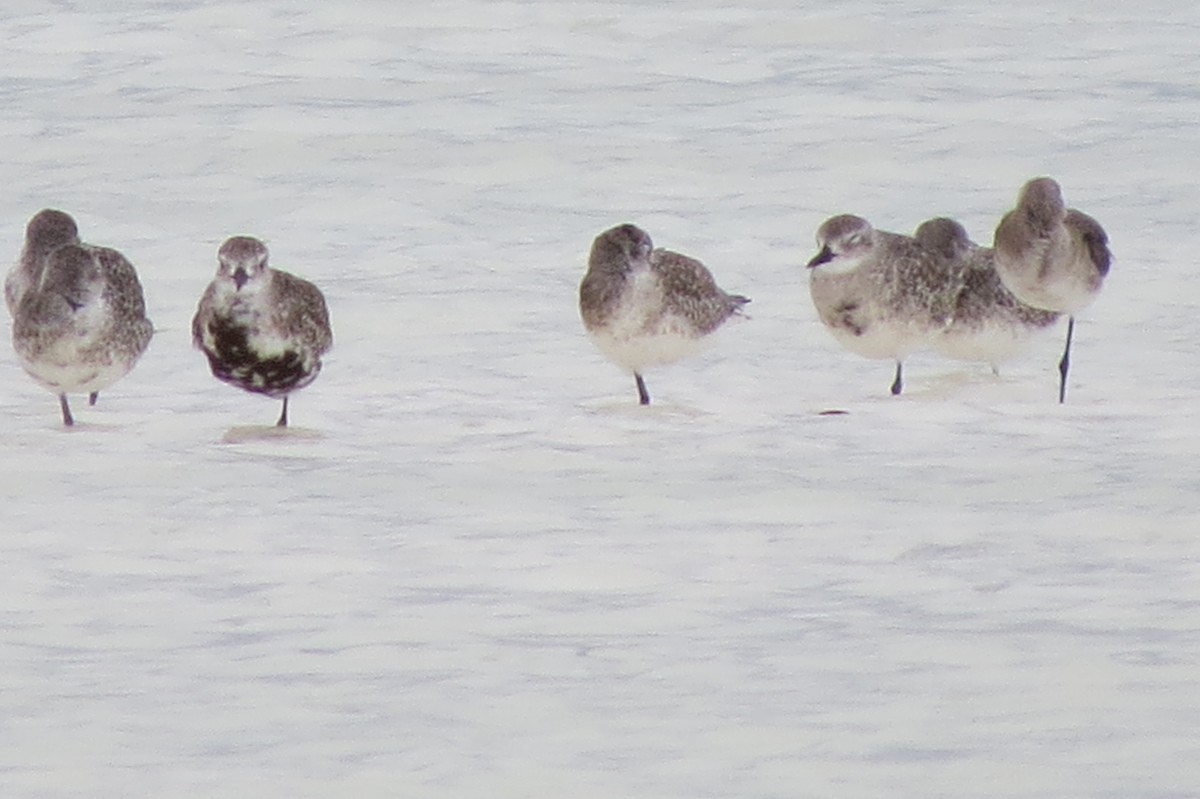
xmin=88 ymin=391 xmax=99 ymax=406
xmin=1058 ymin=316 xmax=1075 ymax=404
xmin=276 ymin=396 xmax=289 ymax=427
xmin=59 ymin=394 xmax=75 ymax=427
xmin=635 ymin=373 xmax=650 ymax=406
xmin=890 ymin=361 xmax=903 ymax=396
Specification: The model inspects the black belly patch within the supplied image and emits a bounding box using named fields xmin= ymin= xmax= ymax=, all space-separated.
xmin=834 ymin=301 xmax=867 ymax=337
xmin=203 ymin=316 xmax=316 ymax=397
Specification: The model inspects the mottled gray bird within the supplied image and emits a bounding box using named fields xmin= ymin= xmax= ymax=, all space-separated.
xmin=579 ymin=223 xmax=748 ymax=405
xmin=10 ymin=231 xmax=153 ymax=426
xmin=915 ymin=217 xmax=1061 ymax=374
xmin=806 ymin=214 xmax=964 ymax=396
xmin=192 ymin=236 xmax=332 ymax=427
xmin=6 ymin=209 xmax=81 ymax=315
xmin=993 ymin=177 xmax=1111 ymax=402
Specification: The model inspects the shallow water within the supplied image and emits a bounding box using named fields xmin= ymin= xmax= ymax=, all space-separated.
xmin=1 ymin=2 xmax=1198 ymax=797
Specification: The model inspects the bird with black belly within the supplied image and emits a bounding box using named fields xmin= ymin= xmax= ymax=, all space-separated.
xmin=192 ymin=236 xmax=332 ymax=427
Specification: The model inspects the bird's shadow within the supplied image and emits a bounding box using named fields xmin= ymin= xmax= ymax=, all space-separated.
xmin=583 ymin=399 xmax=711 ymax=418
xmin=220 ymin=425 xmax=325 ymax=444
xmin=55 ymin=421 xmax=124 ymax=433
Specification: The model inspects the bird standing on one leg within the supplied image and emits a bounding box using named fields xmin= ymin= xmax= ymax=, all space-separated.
xmin=915 ymin=217 xmax=1061 ymax=375
xmin=192 ymin=236 xmax=332 ymax=427
xmin=806 ymin=214 xmax=964 ymax=396
xmin=579 ymin=223 xmax=748 ymax=406
xmin=992 ymin=177 xmax=1111 ymax=403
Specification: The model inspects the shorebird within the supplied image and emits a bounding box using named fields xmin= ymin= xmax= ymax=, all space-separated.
xmin=10 ymin=226 xmax=153 ymax=426
xmin=579 ymin=223 xmax=748 ymax=405
xmin=806 ymin=214 xmax=964 ymax=396
xmin=915 ymin=217 xmax=1061 ymax=373
xmin=993 ymin=177 xmax=1111 ymax=402
xmin=192 ymin=236 xmax=332 ymax=427
xmin=6 ymin=209 xmax=80 ymax=315
xmin=5 ymin=209 xmax=106 ymax=407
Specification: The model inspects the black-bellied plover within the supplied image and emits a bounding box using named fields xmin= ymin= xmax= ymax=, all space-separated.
xmin=10 ymin=232 xmax=153 ymax=427
xmin=192 ymin=236 xmax=332 ymax=427
xmin=806 ymin=214 xmax=964 ymax=396
xmin=993 ymin=177 xmax=1111 ymax=402
xmin=915 ymin=217 xmax=1061 ymax=374
xmin=579 ymin=223 xmax=748 ymax=405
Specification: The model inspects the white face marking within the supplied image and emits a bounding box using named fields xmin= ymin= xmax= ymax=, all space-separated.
xmin=809 ymin=215 xmax=875 ymax=276
xmin=813 ymin=236 xmax=871 ymax=275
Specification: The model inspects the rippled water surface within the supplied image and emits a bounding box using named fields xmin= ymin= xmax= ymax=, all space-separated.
xmin=1 ymin=2 xmax=1198 ymax=797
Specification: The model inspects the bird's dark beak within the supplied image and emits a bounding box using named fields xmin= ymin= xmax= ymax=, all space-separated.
xmin=806 ymin=246 xmax=833 ymax=269
xmin=233 ymin=268 xmax=248 ymax=290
